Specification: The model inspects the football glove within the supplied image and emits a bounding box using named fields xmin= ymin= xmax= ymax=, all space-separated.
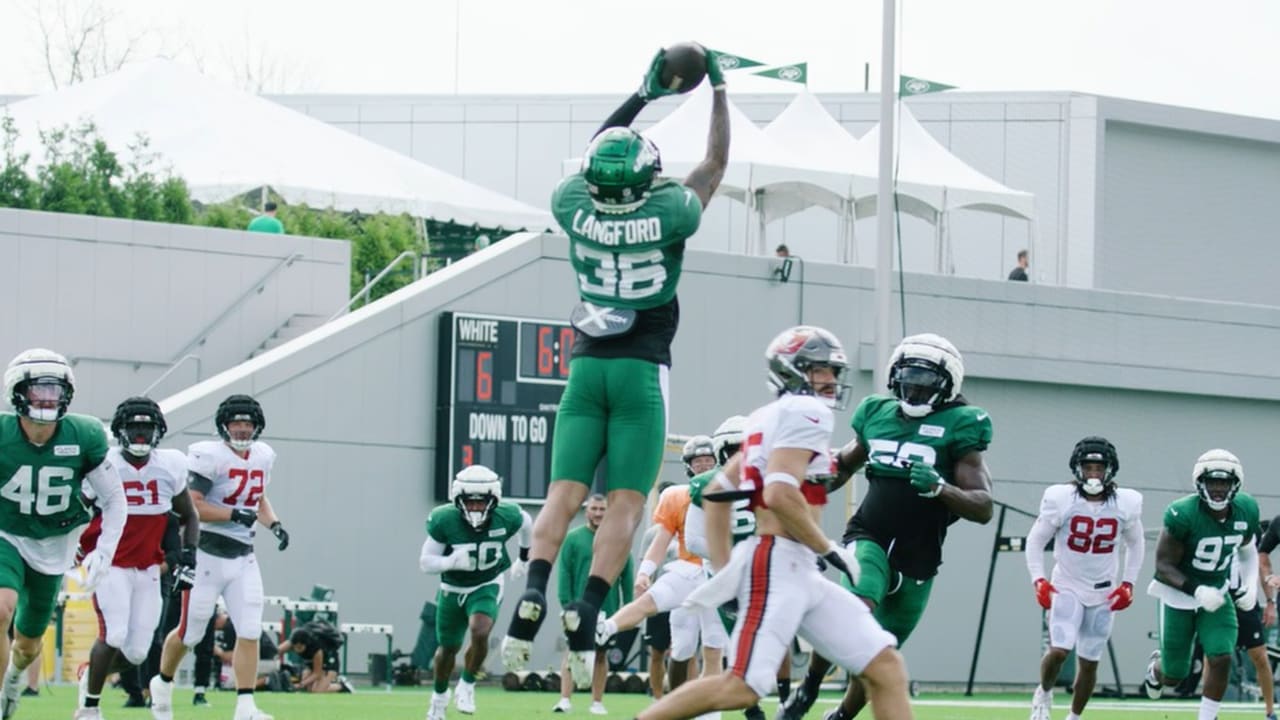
xmin=1234 ymin=580 xmax=1258 ymax=611
xmin=510 ymin=559 xmax=528 ymax=580
xmin=639 ymin=49 xmax=680 ymax=101
xmin=1033 ymin=578 xmax=1056 ymax=610
xmin=173 ymin=547 xmax=197 ymax=593
xmin=1194 ymin=585 xmax=1226 ymax=612
xmin=229 ymin=508 xmax=258 ymax=528
xmin=705 ymin=47 xmax=726 ymax=89
xmin=822 ymin=542 xmax=861 ymax=586
xmin=446 ymin=550 xmax=474 ymax=571
xmin=909 ymin=463 xmax=945 ymax=498
xmin=270 ymin=521 xmax=290 ymax=551
xmin=1108 ymin=581 xmax=1134 ymax=611
xmin=81 ymin=549 xmax=110 ymax=592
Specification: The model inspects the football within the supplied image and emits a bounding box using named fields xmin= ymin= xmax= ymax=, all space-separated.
xmin=658 ymin=42 xmax=707 ymax=94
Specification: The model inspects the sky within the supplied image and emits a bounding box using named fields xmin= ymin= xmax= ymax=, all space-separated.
xmin=1 ymin=0 xmax=1278 ymax=120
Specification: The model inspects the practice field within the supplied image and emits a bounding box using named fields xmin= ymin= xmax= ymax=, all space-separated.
xmin=10 ymin=687 xmax=1270 ymax=719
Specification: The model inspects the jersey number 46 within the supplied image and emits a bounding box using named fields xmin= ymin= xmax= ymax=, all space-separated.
xmin=1 ymin=466 xmax=74 ymax=516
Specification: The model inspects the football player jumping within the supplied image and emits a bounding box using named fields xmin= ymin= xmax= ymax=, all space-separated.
xmin=150 ymin=395 xmax=288 ymax=720
xmin=638 ymin=326 xmax=913 ymax=720
xmin=782 ymin=333 xmax=993 ymax=720
xmin=76 ymin=397 xmax=200 ymax=719
xmin=0 ymin=349 xmax=125 ymax=720
xmin=421 ymin=465 xmax=531 ymax=720
xmin=595 ymin=437 xmax=727 ymax=695
xmin=1025 ymin=437 xmax=1144 ymax=720
xmin=501 ymin=44 xmax=730 ymax=688
xmin=1143 ymin=449 xmax=1260 ymax=720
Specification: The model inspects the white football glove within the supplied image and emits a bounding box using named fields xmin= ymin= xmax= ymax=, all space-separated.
xmin=1235 ymin=581 xmax=1259 ymax=611
xmin=822 ymin=542 xmax=861 ymax=586
xmin=1194 ymin=585 xmax=1226 ymax=612
xmin=447 ymin=550 xmax=475 ymax=571
xmin=81 ymin=549 xmax=110 ymax=592
xmin=510 ymin=558 xmax=528 ymax=579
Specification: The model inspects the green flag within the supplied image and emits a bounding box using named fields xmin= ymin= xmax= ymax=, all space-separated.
xmin=709 ymin=50 xmax=767 ymax=72
xmin=899 ymin=74 xmax=956 ymax=95
xmin=753 ymin=62 xmax=808 ymax=85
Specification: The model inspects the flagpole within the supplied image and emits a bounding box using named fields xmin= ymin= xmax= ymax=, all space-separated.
xmin=873 ymin=0 xmax=897 ymax=392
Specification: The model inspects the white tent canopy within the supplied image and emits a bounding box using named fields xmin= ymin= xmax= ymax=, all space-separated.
xmin=562 ymin=84 xmax=855 ymax=252
xmin=2 ymin=59 xmax=553 ymax=230
xmin=846 ymin=104 xmax=1036 ymax=223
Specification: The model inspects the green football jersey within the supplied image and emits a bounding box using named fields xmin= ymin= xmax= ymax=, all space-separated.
xmin=843 ymin=394 xmax=993 ymax=579
xmin=551 ymin=175 xmax=701 ymax=311
xmin=688 ymin=469 xmax=755 ymax=545
xmin=1163 ymin=492 xmax=1260 ymax=591
xmin=0 ymin=413 xmax=108 ymax=539
xmin=426 ymin=501 xmax=525 ymax=589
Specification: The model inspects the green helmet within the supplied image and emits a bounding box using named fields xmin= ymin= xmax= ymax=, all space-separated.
xmin=582 ymin=127 xmax=662 ymax=214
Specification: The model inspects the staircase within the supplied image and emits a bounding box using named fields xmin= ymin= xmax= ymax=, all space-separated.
xmin=249 ymin=314 xmax=328 ymax=359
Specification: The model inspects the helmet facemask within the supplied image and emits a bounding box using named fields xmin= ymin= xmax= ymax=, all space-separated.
xmin=1193 ymin=449 xmax=1243 ymax=512
xmin=1069 ymin=437 xmax=1118 ymax=498
xmin=215 ymin=395 xmax=265 ymax=453
xmin=121 ymin=419 xmax=161 ymax=457
xmin=765 ymin=326 xmax=852 ymax=411
xmin=19 ymin=378 xmax=72 ymax=424
xmin=888 ymin=360 xmax=953 ymax=418
xmin=222 ymin=416 xmax=259 ymax=453
xmin=682 ymin=435 xmax=716 ymax=478
xmin=450 ymin=465 xmax=503 ymax=530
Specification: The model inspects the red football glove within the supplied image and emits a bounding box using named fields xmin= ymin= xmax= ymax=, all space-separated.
xmin=1034 ymin=578 xmax=1056 ymax=610
xmin=1108 ymin=581 xmax=1134 ymax=611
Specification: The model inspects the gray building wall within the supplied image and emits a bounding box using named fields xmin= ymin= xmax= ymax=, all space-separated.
xmin=159 ymin=232 xmax=1280 ymax=683
xmin=0 ymin=208 xmax=350 ymax=418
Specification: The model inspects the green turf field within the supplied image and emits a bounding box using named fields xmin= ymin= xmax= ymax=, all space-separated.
xmin=9 ymin=686 xmax=1272 ymax=719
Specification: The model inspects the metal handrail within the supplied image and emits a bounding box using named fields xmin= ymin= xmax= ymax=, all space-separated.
xmin=328 ymin=250 xmax=417 ymax=322
xmin=141 ymin=354 xmax=201 ymax=396
xmin=68 ymin=356 xmax=170 ymax=371
xmin=170 ymin=252 xmax=303 ymax=361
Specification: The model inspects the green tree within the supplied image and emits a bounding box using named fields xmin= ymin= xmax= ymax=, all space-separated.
xmin=0 ymin=117 xmax=36 ymax=209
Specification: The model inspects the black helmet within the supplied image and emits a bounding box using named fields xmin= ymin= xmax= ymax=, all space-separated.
xmin=1069 ymin=436 xmax=1119 ymax=497
xmin=216 ymin=395 xmax=264 ymax=452
xmin=111 ymin=396 xmax=167 ymax=458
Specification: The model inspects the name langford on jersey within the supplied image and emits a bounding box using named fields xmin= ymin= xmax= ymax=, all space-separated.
xmin=570 ymin=210 xmax=663 ymax=246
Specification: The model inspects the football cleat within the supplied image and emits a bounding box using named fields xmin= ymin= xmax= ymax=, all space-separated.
xmin=775 ymin=683 xmax=817 ymax=720
xmin=232 ymin=705 xmax=274 ymax=720
xmin=454 ymin=679 xmax=476 ymax=714
xmin=823 ymin=707 xmax=853 ymax=720
xmin=500 ymin=635 xmax=532 ymax=671
xmin=427 ymin=690 xmax=450 ymax=720
xmin=552 ymin=698 xmax=572 ymax=713
xmin=1 ymin=664 xmax=22 ymax=720
xmin=745 ymin=706 xmax=766 ymax=720
xmin=589 ymin=701 xmax=609 ymax=715
xmin=73 ymin=709 xmax=103 ymax=720
xmin=148 ymin=675 xmax=174 ymax=720
xmin=595 ymin=617 xmax=618 ymax=646
xmin=1142 ymin=649 xmax=1162 ymax=699
xmin=503 ymin=588 xmax=548 ymax=670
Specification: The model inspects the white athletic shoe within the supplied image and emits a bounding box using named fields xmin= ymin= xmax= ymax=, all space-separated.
xmin=501 ymin=636 xmax=532 ymax=671
xmin=552 ymin=698 xmax=572 ymax=713
xmin=1142 ymin=649 xmax=1162 ymax=700
xmin=73 ymin=709 xmax=103 ymax=720
xmin=590 ymin=701 xmax=608 ymax=715
xmin=148 ymin=675 xmax=174 ymax=720
xmin=427 ymin=690 xmax=451 ymax=720
xmin=1029 ymin=686 xmax=1051 ymax=720
xmin=566 ymin=649 xmax=595 ymax=691
xmin=1 ymin=662 xmax=22 ymax=720
xmin=232 ymin=708 xmax=274 ymax=720
xmin=454 ymin=679 xmax=476 ymax=714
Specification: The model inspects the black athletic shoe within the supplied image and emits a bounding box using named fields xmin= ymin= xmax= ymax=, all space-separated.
xmin=745 ymin=705 xmax=767 ymax=720
xmin=776 ymin=683 xmax=817 ymax=720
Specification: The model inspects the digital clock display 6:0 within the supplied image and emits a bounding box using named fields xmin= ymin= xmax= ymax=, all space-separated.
xmin=435 ymin=312 xmax=575 ymax=501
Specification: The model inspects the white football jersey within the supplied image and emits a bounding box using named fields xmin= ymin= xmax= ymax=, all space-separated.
xmin=109 ymin=447 xmax=188 ymax=518
xmin=1037 ymin=484 xmax=1143 ymax=606
xmin=741 ymin=394 xmax=834 ymax=510
xmin=188 ymin=440 xmax=276 ymax=545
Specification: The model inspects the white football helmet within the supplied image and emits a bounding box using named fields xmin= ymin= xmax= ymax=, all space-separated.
xmin=712 ymin=415 xmax=748 ymax=467
xmin=451 ymin=464 xmax=503 ymax=529
xmin=1193 ymin=449 xmax=1242 ymax=512
xmin=4 ymin=348 xmax=76 ymax=423
xmin=681 ymin=435 xmax=715 ymax=478
xmin=886 ymin=334 xmax=964 ymax=418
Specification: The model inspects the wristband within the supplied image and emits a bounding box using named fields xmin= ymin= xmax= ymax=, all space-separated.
xmin=639 ymin=559 xmax=657 ymax=578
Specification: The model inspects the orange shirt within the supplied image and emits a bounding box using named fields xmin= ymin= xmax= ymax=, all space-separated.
xmin=653 ymin=485 xmax=700 ymax=565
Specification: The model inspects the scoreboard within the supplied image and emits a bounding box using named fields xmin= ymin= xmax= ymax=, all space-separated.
xmin=435 ymin=311 xmax=576 ymax=501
